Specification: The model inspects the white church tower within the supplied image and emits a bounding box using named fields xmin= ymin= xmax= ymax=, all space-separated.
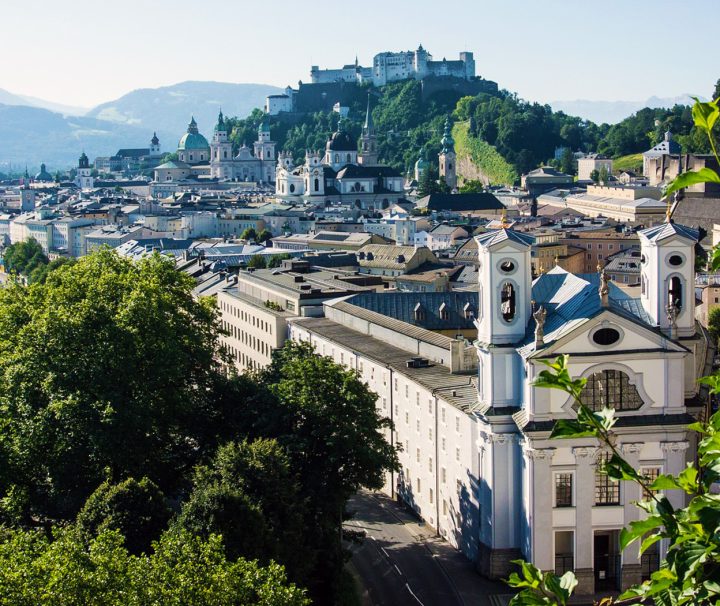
xmin=638 ymin=218 xmax=698 ymax=338
xmin=75 ymin=152 xmax=94 ymax=190
xmin=210 ymin=110 xmax=233 ymax=179
xmin=149 ymin=132 xmax=161 ymax=157
xmin=475 ymin=227 xmax=534 ymax=408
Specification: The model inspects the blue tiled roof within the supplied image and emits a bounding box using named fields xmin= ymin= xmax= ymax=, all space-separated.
xmin=346 ymin=291 xmax=478 ymax=331
xmin=475 ymin=228 xmax=535 ymax=249
xmin=518 ymin=268 xmax=655 ymax=357
xmin=639 ymin=221 xmax=699 ymax=243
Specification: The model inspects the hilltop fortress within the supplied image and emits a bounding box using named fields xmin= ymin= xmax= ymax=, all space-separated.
xmin=310 ymin=45 xmax=475 ymax=86
xmin=266 ymin=45 xmax=497 ymax=116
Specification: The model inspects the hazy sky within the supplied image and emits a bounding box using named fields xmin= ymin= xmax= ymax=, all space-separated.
xmin=1 ymin=0 xmax=716 ymax=108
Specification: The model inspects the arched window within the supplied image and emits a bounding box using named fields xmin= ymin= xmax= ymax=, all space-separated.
xmin=347 ymin=153 xmax=351 ymax=163
xmin=578 ymin=369 xmax=643 ymax=411
xmin=334 ymin=154 xmax=339 ymax=163
xmin=668 ymin=276 xmax=682 ymax=311
xmin=500 ymin=282 xmax=515 ymax=322
xmin=314 ymin=178 xmax=319 ymax=191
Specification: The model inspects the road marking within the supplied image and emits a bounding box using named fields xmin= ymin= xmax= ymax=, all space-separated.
xmin=405 ymin=582 xmax=426 ymax=605
xmin=488 ymin=595 xmax=514 ymax=606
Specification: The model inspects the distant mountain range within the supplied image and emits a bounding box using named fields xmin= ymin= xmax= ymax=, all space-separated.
xmin=0 ymin=104 xmax=166 ymax=169
xmin=0 ymin=88 xmax=88 ymax=117
xmin=549 ymin=94 xmax=703 ymax=125
xmin=85 ymin=81 xmax=283 ymax=138
xmin=1 ymin=81 xmax=282 ymax=170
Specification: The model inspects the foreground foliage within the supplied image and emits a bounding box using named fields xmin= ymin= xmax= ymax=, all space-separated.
xmin=0 ymin=251 xmax=398 ymax=603
xmin=0 ymin=527 xmax=308 ymax=606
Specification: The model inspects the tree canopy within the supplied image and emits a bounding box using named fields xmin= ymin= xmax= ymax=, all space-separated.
xmin=0 ymin=527 xmax=308 ymax=606
xmin=0 ymin=249 xmax=398 ymax=603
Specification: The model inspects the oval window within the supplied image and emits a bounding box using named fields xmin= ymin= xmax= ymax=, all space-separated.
xmin=593 ymin=328 xmax=620 ymax=346
xmin=668 ymin=255 xmax=683 ymax=266
xmin=500 ymin=260 xmax=515 ymax=273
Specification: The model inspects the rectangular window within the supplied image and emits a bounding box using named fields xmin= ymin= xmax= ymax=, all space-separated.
xmin=641 ymin=466 xmax=661 ymax=499
xmin=428 ymin=400 xmax=433 ymax=414
xmin=441 ymin=467 xmax=447 ymax=483
xmin=443 ymin=500 xmax=448 ymax=516
xmin=555 ymin=473 xmax=573 ymax=507
xmin=428 ymin=457 xmax=432 ymax=472
xmin=416 ymin=478 xmax=421 ymax=493
xmin=455 ymin=447 xmax=460 ymax=461
xmin=416 ymin=448 xmax=420 ymax=463
xmin=441 ymin=437 xmax=446 ymax=451
xmin=405 ymin=385 xmax=409 ymax=398
xmin=441 ymin=407 xmax=446 ymax=423
xmin=429 ymin=488 xmax=434 ymax=504
xmin=416 ymin=392 xmax=420 ymax=406
xmin=455 ymin=417 xmax=460 ymax=432
xmin=405 ymin=412 xmax=409 ymax=424
xmin=416 ymin=419 xmax=420 ymax=432
xmin=595 ymin=453 xmax=620 ymax=505
xmin=428 ymin=428 xmax=432 ymax=441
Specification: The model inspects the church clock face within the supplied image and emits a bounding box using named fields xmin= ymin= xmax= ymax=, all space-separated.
xmin=313 ymin=170 xmax=319 ymax=176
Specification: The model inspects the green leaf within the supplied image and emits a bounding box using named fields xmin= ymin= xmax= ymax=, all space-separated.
xmin=639 ymin=533 xmax=663 ymax=555
xmin=549 ymin=419 xmax=595 ymax=439
xmin=619 ymin=516 xmax=664 ymax=550
xmin=665 ymin=167 xmax=720 ymax=197
xmin=604 ymin=453 xmax=641 ymax=482
xmin=691 ymin=97 xmax=719 ymax=133
xmin=651 ymin=474 xmax=682 ymax=491
xmin=675 ymin=465 xmax=698 ymax=493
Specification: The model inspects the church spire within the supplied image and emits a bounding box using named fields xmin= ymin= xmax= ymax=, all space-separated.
xmin=440 ymin=116 xmax=455 ymax=153
xmin=363 ymin=93 xmax=374 ymax=136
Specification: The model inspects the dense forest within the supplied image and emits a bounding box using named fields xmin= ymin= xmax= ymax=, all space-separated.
xmin=223 ymin=78 xmax=719 ymax=185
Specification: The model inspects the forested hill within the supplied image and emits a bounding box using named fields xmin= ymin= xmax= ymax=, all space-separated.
xmin=223 ymin=78 xmax=720 ymax=185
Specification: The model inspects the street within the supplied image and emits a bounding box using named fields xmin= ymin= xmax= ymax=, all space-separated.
xmin=345 ymin=492 xmax=513 ymax=606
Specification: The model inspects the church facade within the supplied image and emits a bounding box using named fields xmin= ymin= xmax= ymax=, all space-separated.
xmin=287 ymin=219 xmax=709 ymax=596
xmin=275 ymin=97 xmax=405 ymax=209
xmin=209 ymin=112 xmax=276 ymax=183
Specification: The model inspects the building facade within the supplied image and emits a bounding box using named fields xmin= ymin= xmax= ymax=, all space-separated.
xmin=287 ymin=220 xmax=708 ymax=596
xmin=210 ymin=113 xmax=276 ymax=183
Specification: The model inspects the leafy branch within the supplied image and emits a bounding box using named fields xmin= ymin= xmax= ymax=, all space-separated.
xmin=509 ymin=355 xmax=720 ymax=606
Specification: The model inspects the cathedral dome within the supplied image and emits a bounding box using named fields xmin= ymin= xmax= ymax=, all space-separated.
xmin=327 ymin=130 xmax=355 ymax=152
xmin=178 ymin=116 xmax=210 ymax=151
xmin=35 ymin=163 xmax=53 ymax=181
xmin=178 ymin=131 xmax=210 ymax=151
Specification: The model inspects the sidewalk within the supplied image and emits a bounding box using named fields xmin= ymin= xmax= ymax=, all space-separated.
xmin=367 ymin=491 xmax=516 ymax=606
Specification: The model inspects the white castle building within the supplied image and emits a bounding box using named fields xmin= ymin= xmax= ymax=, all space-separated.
xmin=287 ymin=219 xmax=709 ymax=596
xmin=310 ymin=45 xmax=475 ymax=86
xmin=275 ymin=96 xmax=405 ymax=209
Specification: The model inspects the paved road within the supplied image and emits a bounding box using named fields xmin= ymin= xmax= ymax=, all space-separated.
xmin=345 ymin=492 xmax=463 ymax=606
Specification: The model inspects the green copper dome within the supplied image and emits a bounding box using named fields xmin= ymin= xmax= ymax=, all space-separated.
xmin=178 ymin=116 xmax=210 ymax=151
xmin=259 ymin=118 xmax=270 ymax=134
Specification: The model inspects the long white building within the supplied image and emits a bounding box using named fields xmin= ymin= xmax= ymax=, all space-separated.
xmin=288 ymin=219 xmax=709 ymax=595
xmin=310 ymin=45 xmax=475 ymax=86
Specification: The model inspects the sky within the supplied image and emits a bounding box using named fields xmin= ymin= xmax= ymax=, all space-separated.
xmin=0 ymin=0 xmax=716 ymax=109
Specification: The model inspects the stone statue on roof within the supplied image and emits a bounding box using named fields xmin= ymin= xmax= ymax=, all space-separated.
xmin=533 ymin=305 xmax=547 ymax=348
